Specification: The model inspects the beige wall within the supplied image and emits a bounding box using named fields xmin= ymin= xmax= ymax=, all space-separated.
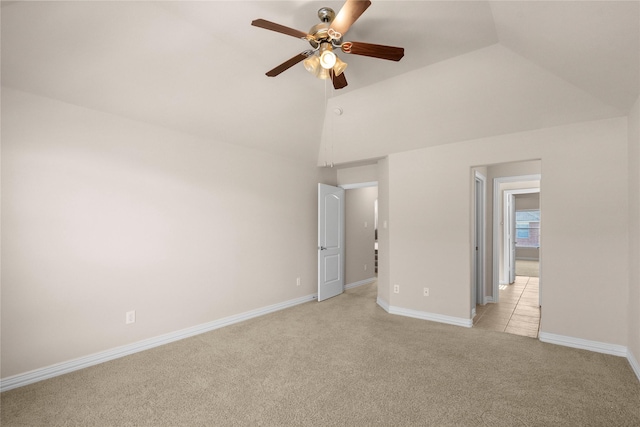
xmin=2 ymin=87 xmax=636 ymax=381
xmin=0 ymin=88 xmax=329 ymax=378
xmin=345 ymin=187 xmax=378 ymax=286
xmin=629 ymin=96 xmax=640 ymax=368
xmin=319 ymin=44 xmax=622 ymax=166
xmin=337 ymin=164 xmax=378 ymax=186
xmin=516 ymin=193 xmax=540 ymax=210
xmin=385 ymin=117 xmax=628 ymax=346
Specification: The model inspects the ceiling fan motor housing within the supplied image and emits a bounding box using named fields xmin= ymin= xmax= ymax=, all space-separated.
xmin=309 ymin=8 xmax=342 ymax=49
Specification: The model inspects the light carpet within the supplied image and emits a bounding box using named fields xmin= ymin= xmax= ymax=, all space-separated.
xmin=2 ymin=283 xmax=639 ymax=426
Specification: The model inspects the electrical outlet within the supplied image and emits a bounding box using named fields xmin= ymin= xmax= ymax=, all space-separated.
xmin=126 ymin=310 xmax=136 ymax=324
xmin=423 ymin=287 xmax=429 ymax=297
xmin=393 ymin=284 xmax=400 ymax=294
xmin=296 ymin=277 xmax=301 ymax=286
xmin=364 ymin=264 xmax=368 ymax=271
xmin=364 ymin=221 xmax=368 ymax=228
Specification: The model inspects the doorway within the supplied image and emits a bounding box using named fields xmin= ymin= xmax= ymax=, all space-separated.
xmin=472 ymin=171 xmax=486 ymax=316
xmin=504 ymin=188 xmax=540 ymax=292
xmin=473 ymin=167 xmax=542 ymax=339
xmin=342 ymin=183 xmax=379 ymax=291
xmin=493 ymin=174 xmax=541 ymax=302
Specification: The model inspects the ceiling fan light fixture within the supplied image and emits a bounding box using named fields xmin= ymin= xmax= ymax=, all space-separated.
xmin=320 ymin=50 xmax=336 ymax=69
xmin=303 ymin=55 xmax=320 ymax=75
xmin=333 ymin=57 xmax=347 ymax=76
xmin=304 ymin=54 xmax=331 ymax=80
xmin=319 ymin=43 xmax=337 ymax=69
xmin=317 ymin=67 xmax=331 ymax=80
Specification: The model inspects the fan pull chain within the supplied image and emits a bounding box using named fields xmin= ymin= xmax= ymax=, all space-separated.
xmin=324 ymin=77 xmax=334 ymax=168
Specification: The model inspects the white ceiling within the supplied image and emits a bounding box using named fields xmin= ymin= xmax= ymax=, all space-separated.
xmin=2 ymin=1 xmax=639 ymax=164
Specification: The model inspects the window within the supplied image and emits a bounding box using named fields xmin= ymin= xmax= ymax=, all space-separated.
xmin=515 ymin=210 xmax=540 ymax=247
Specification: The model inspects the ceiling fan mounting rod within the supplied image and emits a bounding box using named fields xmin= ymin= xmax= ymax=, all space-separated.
xmin=317 ymin=7 xmax=335 ymax=23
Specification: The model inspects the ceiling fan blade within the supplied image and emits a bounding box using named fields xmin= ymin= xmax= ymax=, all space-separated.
xmin=265 ymin=52 xmax=310 ymax=77
xmin=251 ymin=19 xmax=309 ymax=39
xmin=331 ymin=71 xmax=348 ymax=90
xmin=341 ymin=41 xmax=404 ymax=61
xmin=330 ymin=0 xmax=371 ymax=36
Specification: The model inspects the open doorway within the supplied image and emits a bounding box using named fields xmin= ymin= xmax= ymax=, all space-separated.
xmin=342 ymin=183 xmax=378 ymax=290
xmin=472 ymin=171 xmax=486 ymax=317
xmin=504 ymin=188 xmax=540 ymax=288
xmin=512 ymin=191 xmax=540 ymax=282
xmin=473 ymin=163 xmax=542 ymax=339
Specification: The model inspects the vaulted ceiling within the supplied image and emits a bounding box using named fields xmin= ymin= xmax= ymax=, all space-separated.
xmin=2 ymin=1 xmax=638 ymax=165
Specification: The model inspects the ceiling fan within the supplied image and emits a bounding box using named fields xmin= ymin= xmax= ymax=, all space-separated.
xmin=251 ymin=0 xmax=404 ymax=90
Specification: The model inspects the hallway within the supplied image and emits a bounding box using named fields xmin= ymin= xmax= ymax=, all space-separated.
xmin=473 ymin=276 xmax=540 ymax=338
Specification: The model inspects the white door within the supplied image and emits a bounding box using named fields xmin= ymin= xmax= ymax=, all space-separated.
xmin=318 ymin=183 xmax=345 ymax=301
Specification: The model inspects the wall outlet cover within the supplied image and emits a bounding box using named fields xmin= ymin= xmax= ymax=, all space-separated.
xmin=126 ymin=310 xmax=136 ymax=324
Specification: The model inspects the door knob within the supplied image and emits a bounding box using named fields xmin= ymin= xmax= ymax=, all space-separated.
xmin=319 ymin=246 xmax=327 ymax=250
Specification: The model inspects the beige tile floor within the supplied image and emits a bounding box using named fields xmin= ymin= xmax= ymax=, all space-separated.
xmin=474 ymin=276 xmax=540 ymax=338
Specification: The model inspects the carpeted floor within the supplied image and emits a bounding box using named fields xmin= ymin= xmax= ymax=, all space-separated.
xmin=2 ymin=283 xmax=639 ymax=426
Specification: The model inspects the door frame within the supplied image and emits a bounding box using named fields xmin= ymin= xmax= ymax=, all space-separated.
xmin=492 ymin=175 xmax=541 ymax=303
xmin=473 ymin=171 xmax=487 ymax=313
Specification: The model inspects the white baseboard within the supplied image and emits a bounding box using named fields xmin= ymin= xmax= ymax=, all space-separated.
xmin=0 ymin=293 xmax=317 ymax=392
xmin=376 ymin=297 xmax=390 ymax=312
xmin=388 ymin=305 xmax=473 ymax=328
xmin=345 ymin=277 xmax=376 ymax=290
xmin=538 ymin=332 xmax=640 ymax=382
xmin=628 ymin=349 xmax=640 ymax=383
xmin=376 ymin=297 xmax=471 ymax=328
xmin=538 ymin=332 xmax=628 ymax=357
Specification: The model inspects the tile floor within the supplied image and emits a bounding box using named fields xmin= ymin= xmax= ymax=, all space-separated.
xmin=474 ymin=276 xmax=540 ymax=338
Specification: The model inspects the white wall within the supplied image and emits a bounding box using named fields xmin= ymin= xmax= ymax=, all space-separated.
xmin=0 ymin=88 xmax=331 ymax=379
xmin=629 ymin=95 xmax=640 ymax=372
xmin=385 ymin=117 xmax=628 ymax=347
